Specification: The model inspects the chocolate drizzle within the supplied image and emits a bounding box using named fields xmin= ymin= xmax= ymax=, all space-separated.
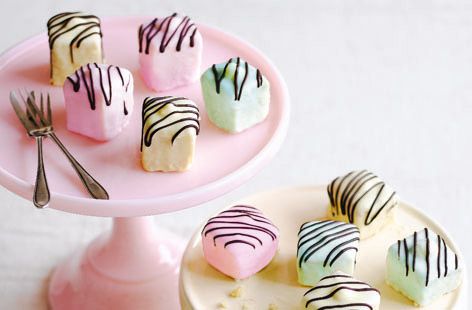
xmin=47 ymin=12 xmax=103 ymax=77
xmin=303 ymin=273 xmax=380 ymax=309
xmin=210 ymin=57 xmax=264 ymax=101
xmin=395 ymin=228 xmax=459 ymax=287
xmin=138 ymin=13 xmax=198 ymax=54
xmin=297 ymin=220 xmax=360 ymax=268
xmin=66 ymin=63 xmax=131 ymax=114
xmin=327 ymin=170 xmax=397 ymax=226
xmin=140 ymin=96 xmax=200 ymax=150
xmin=202 ymin=205 xmax=278 ymax=250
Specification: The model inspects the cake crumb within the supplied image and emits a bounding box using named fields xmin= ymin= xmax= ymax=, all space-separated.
xmin=229 ymin=286 xmax=243 ymax=298
xmin=268 ymin=304 xmax=278 ymax=310
xmin=217 ymin=301 xmax=227 ymax=309
xmin=242 ymin=304 xmax=250 ymax=310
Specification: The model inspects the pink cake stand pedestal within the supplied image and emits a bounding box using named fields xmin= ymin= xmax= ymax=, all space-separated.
xmin=0 ymin=16 xmax=289 ymax=309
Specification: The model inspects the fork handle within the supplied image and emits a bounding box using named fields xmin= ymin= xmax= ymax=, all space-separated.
xmin=33 ymin=136 xmax=50 ymax=208
xmin=49 ymin=133 xmax=109 ymax=200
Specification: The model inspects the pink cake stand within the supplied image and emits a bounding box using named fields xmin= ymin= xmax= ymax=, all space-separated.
xmin=0 ymin=16 xmax=289 ymax=309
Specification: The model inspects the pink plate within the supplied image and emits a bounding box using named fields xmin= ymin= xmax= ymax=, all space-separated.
xmin=0 ymin=16 xmax=289 ymax=217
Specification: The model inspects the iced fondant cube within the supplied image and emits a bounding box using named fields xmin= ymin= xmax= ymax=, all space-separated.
xmin=302 ymin=272 xmax=380 ymax=310
xmin=201 ymin=57 xmax=270 ymax=133
xmin=140 ymin=96 xmax=200 ymax=172
xmin=386 ymin=228 xmax=463 ymax=306
xmin=63 ymin=63 xmax=134 ymax=141
xmin=297 ymin=220 xmax=360 ymax=286
xmin=202 ymin=205 xmax=279 ymax=279
xmin=327 ymin=170 xmax=398 ymax=239
xmin=48 ymin=12 xmax=104 ymax=86
xmin=138 ymin=13 xmax=202 ymax=91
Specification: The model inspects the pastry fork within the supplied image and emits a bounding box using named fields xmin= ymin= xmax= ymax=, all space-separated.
xmin=10 ymin=91 xmax=109 ymax=207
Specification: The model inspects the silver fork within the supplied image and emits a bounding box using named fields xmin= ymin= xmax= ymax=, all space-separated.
xmin=10 ymin=91 xmax=109 ymax=207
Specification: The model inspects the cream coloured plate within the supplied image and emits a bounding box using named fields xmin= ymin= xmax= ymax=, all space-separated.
xmin=179 ymin=186 xmax=468 ymax=310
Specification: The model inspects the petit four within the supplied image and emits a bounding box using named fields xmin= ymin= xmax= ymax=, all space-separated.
xmin=140 ymin=96 xmax=200 ymax=172
xmin=138 ymin=13 xmax=202 ymax=91
xmin=327 ymin=170 xmax=398 ymax=239
xmin=63 ymin=63 xmax=134 ymax=141
xmin=48 ymin=12 xmax=104 ymax=86
xmin=386 ymin=228 xmax=463 ymax=306
xmin=302 ymin=272 xmax=381 ymax=310
xmin=201 ymin=205 xmax=279 ymax=279
xmin=297 ymin=220 xmax=360 ymax=286
xmin=201 ymin=57 xmax=270 ymax=133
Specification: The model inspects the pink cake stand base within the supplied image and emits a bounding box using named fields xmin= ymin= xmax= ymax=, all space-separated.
xmin=49 ymin=217 xmax=184 ymax=310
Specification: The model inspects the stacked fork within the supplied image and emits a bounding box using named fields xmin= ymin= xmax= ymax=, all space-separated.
xmin=10 ymin=90 xmax=109 ymax=208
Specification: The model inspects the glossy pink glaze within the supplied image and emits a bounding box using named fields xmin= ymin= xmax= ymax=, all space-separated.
xmin=139 ymin=15 xmax=203 ymax=91
xmin=202 ymin=205 xmax=279 ymax=279
xmin=63 ymin=64 xmax=134 ymax=141
xmin=0 ymin=16 xmax=290 ymax=217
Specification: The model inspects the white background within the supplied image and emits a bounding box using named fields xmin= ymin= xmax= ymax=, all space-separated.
xmin=0 ymin=0 xmax=471 ymax=308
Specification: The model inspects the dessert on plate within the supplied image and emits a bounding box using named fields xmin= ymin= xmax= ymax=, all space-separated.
xmin=140 ymin=96 xmax=200 ymax=172
xmin=201 ymin=57 xmax=270 ymax=133
xmin=386 ymin=227 xmax=463 ymax=306
xmin=138 ymin=13 xmax=202 ymax=91
xmin=63 ymin=63 xmax=134 ymax=141
xmin=47 ymin=12 xmax=104 ymax=86
xmin=297 ymin=220 xmax=360 ymax=286
xmin=302 ymin=272 xmax=381 ymax=310
xmin=327 ymin=170 xmax=398 ymax=239
xmin=180 ymin=186 xmax=465 ymax=309
xmin=201 ymin=205 xmax=279 ymax=279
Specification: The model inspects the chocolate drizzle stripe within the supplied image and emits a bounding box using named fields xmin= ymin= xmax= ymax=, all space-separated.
xmin=327 ymin=170 xmax=397 ymax=227
xmin=413 ymin=231 xmax=417 ymax=272
xmin=317 ymin=304 xmax=373 ymax=310
xmin=66 ymin=63 xmax=130 ymax=114
xmin=141 ymin=97 xmax=200 ymax=149
xmin=404 ymin=238 xmax=409 ymax=276
xmin=425 ymin=228 xmax=430 ymax=286
xmin=256 ymin=69 xmax=263 ymax=87
xmin=397 ymin=240 xmax=401 ymax=258
xmin=307 ymin=281 xmax=368 ymax=292
xmin=138 ymin=13 xmax=197 ymax=55
xmin=224 ymin=240 xmax=255 ymax=249
xmin=443 ymin=238 xmax=448 ymax=276
xmin=202 ymin=206 xmax=278 ymax=251
xmin=297 ymin=221 xmax=359 ymax=268
xmin=204 ymin=221 xmax=276 ymax=240
xmin=328 ymin=246 xmax=358 ymax=266
xmin=318 ymin=274 xmax=353 ymax=282
xmin=437 ymin=234 xmax=441 ymax=279
xmin=213 ymin=233 xmax=263 ymax=246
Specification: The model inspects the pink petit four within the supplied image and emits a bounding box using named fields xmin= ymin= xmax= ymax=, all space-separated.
xmin=63 ymin=63 xmax=134 ymax=141
xmin=201 ymin=205 xmax=279 ymax=279
xmin=138 ymin=13 xmax=203 ymax=91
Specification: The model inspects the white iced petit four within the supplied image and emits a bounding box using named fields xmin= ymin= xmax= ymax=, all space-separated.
xmin=141 ymin=96 xmax=200 ymax=172
xmin=302 ymin=272 xmax=381 ymax=310
xmin=327 ymin=170 xmax=398 ymax=239
xmin=48 ymin=12 xmax=104 ymax=86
